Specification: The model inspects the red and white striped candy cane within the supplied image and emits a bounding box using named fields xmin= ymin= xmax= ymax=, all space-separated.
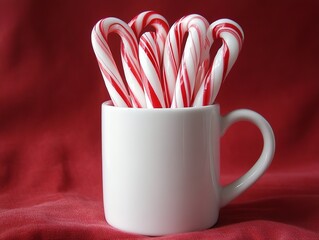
xmin=129 ymin=11 xmax=169 ymax=108
xmin=192 ymin=19 xmax=244 ymax=106
xmin=172 ymin=15 xmax=209 ymax=108
xmin=162 ymin=21 xmax=184 ymax=106
xmin=91 ymin=17 xmax=146 ymax=108
xmin=129 ymin=11 xmax=169 ymax=59
xmin=192 ymin=37 xmax=211 ymax=105
xmin=163 ymin=15 xmax=209 ymax=108
xmin=139 ymin=32 xmax=167 ymax=108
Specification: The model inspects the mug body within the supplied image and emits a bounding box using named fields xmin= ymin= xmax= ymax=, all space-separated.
xmin=102 ymin=102 xmax=221 ymax=235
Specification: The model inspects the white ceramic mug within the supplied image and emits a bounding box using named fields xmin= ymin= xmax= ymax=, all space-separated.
xmin=101 ymin=102 xmax=275 ymax=236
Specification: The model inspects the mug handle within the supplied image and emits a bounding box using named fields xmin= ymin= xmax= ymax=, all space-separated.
xmin=219 ymin=109 xmax=275 ymax=207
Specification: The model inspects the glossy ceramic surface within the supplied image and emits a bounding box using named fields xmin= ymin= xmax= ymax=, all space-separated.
xmin=101 ymin=103 xmax=275 ymax=235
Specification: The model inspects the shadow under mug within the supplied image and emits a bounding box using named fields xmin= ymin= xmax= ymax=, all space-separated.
xmin=101 ymin=102 xmax=275 ymax=236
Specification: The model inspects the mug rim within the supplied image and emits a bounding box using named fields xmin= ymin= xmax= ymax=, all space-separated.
xmin=102 ymin=100 xmax=220 ymax=112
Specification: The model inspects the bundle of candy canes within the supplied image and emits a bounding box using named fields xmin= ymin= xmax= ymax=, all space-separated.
xmin=91 ymin=11 xmax=244 ymax=108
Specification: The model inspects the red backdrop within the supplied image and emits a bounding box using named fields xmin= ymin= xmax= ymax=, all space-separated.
xmin=1 ymin=0 xmax=318 ymax=239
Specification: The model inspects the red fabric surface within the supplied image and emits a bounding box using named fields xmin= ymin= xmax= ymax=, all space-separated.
xmin=1 ymin=0 xmax=319 ymax=239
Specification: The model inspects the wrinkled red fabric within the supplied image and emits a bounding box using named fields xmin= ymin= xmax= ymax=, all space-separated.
xmin=1 ymin=0 xmax=318 ymax=239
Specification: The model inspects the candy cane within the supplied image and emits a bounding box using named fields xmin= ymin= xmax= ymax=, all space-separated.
xmin=139 ymin=32 xmax=167 ymax=108
xmin=129 ymin=11 xmax=169 ymax=108
xmin=162 ymin=21 xmax=183 ymax=106
xmin=192 ymin=19 xmax=244 ymax=106
xmin=171 ymin=15 xmax=209 ymax=108
xmin=91 ymin=17 xmax=146 ymax=108
xmin=162 ymin=15 xmax=209 ymax=108
xmin=191 ymin=37 xmax=211 ymax=105
xmin=129 ymin=11 xmax=169 ymax=59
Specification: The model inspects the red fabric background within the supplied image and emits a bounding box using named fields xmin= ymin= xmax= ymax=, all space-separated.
xmin=1 ymin=0 xmax=319 ymax=239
